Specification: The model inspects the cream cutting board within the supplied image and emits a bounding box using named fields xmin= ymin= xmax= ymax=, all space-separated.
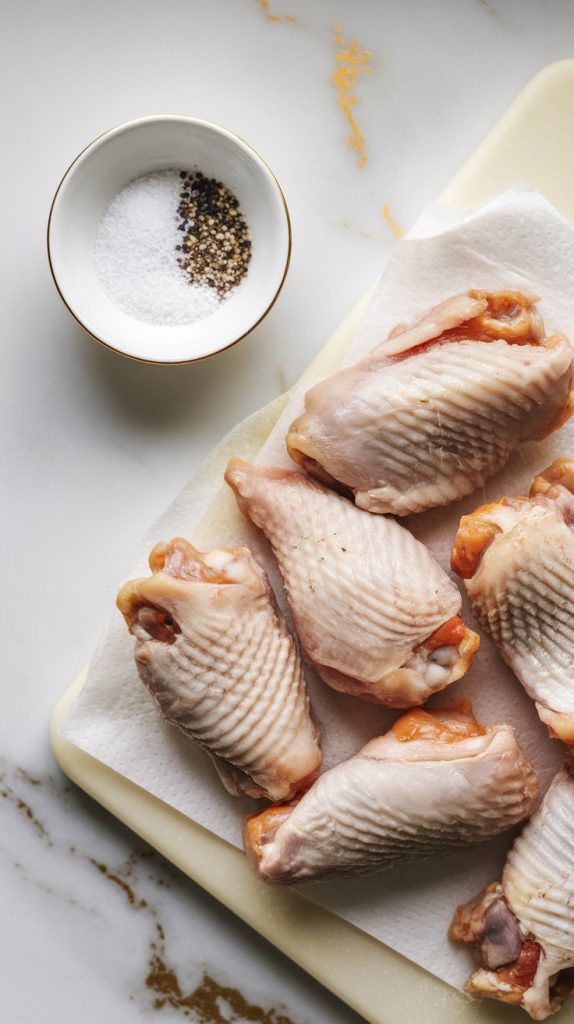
xmin=51 ymin=60 xmax=574 ymax=1024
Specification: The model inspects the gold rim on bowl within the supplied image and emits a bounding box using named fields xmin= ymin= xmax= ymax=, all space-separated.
xmin=46 ymin=114 xmax=292 ymax=366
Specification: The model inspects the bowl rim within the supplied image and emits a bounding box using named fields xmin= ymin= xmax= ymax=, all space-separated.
xmin=46 ymin=114 xmax=292 ymax=365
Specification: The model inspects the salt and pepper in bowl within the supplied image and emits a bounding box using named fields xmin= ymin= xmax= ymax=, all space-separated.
xmin=48 ymin=116 xmax=291 ymax=363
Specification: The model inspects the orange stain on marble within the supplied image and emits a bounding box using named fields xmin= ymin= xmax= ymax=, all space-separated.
xmin=256 ymin=0 xmax=297 ymax=23
xmin=381 ymin=203 xmax=404 ymax=239
xmin=332 ymin=23 xmax=373 ymax=167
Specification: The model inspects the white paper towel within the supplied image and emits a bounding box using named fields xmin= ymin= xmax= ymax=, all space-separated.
xmin=62 ymin=189 xmax=574 ymax=990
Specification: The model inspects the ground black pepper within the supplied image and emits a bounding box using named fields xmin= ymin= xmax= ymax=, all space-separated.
xmin=176 ymin=171 xmax=251 ymax=297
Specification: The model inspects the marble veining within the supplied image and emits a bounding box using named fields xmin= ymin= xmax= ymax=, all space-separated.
xmin=0 ymin=757 xmax=328 ymax=1021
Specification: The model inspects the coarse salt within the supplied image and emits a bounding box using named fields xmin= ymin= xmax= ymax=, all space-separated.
xmin=94 ymin=170 xmax=222 ymax=326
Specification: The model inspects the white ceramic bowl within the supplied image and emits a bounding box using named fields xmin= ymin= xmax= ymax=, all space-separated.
xmin=48 ymin=116 xmax=291 ymax=363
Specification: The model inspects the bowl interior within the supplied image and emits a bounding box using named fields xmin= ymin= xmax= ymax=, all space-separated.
xmin=48 ymin=119 xmax=290 ymax=362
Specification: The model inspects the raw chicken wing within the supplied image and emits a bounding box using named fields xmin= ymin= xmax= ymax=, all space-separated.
xmin=117 ymin=538 xmax=322 ymax=801
xmin=451 ymin=769 xmax=574 ymax=1020
xmin=225 ymin=460 xmax=478 ymax=706
xmin=287 ymin=291 xmax=574 ymax=515
xmin=245 ymin=701 xmax=538 ymax=883
xmin=452 ymin=459 xmax=574 ymax=744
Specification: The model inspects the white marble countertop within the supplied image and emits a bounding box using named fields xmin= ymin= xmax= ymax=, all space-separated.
xmin=4 ymin=1 xmax=574 ymax=1021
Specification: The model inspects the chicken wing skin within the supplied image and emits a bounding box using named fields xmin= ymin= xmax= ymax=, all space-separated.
xmin=450 ymin=769 xmax=574 ymax=1020
xmin=244 ymin=702 xmax=538 ymax=884
xmin=452 ymin=459 xmax=574 ymax=744
xmin=287 ymin=291 xmax=574 ymax=515
xmin=117 ymin=538 xmax=322 ymax=802
xmin=224 ymin=460 xmax=478 ymax=706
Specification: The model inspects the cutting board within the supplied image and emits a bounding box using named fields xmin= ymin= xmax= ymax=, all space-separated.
xmin=51 ymin=60 xmax=574 ymax=1024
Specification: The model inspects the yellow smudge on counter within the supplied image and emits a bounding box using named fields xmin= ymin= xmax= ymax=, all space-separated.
xmin=332 ymin=23 xmax=373 ymax=168
xmin=341 ymin=219 xmax=373 ymax=240
xmin=256 ymin=0 xmax=297 ymax=23
xmin=381 ymin=203 xmax=404 ymax=239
